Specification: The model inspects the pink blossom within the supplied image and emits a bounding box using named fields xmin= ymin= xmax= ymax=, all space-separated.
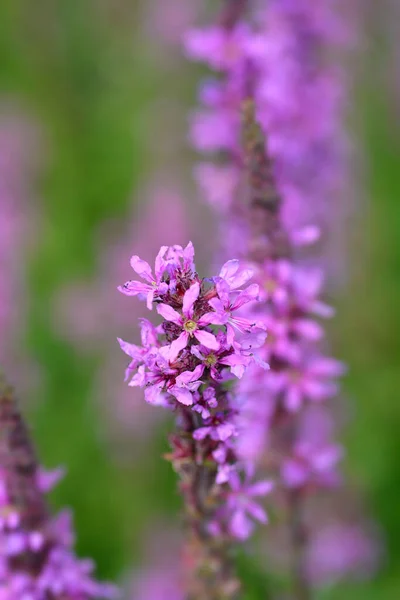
xmin=226 ymin=469 xmax=274 ymax=540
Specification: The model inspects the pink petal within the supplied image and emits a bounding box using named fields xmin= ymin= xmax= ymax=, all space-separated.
xmin=193 ymin=427 xmax=211 ymax=440
xmin=282 ymin=460 xmax=308 ymax=488
xmin=229 ymin=267 xmax=254 ymax=290
xmin=285 ymin=385 xmax=302 ymax=412
xmin=232 ymin=283 xmax=260 ymax=309
xmin=118 ymin=281 xmax=151 ymax=296
xmin=176 ymin=364 xmax=205 ymax=386
xmin=157 ymin=303 xmax=182 ymax=324
xmin=294 ymin=318 xmax=324 ymax=341
xmin=303 ymin=379 xmax=338 ymax=401
xmin=146 ymin=289 xmax=155 ymax=310
xmin=230 ymin=510 xmax=253 ymax=540
xmin=308 ymin=357 xmax=346 ymax=377
xmin=312 ymin=301 xmax=335 ymax=318
xmin=169 ymin=331 xmax=189 ymax=361
xmin=117 ymin=338 xmax=141 ymax=358
xmin=198 ymin=311 xmax=226 ymax=326
xmin=246 ymin=501 xmax=268 ymax=524
xmin=217 ymin=422 xmax=236 ymax=441
xmin=292 ymin=225 xmax=320 ymax=246
xmin=154 ymin=245 xmax=169 ymax=279
xmin=219 ymin=259 xmax=239 ymax=280
xmin=170 ymin=386 xmax=194 ymax=406
xmin=194 ymin=329 xmax=220 ymax=350
xmin=144 ymin=383 xmax=164 ymax=405
xmin=183 ymin=282 xmax=200 ymax=317
xmin=247 ymin=480 xmax=274 ymax=497
xmin=130 ymin=255 xmax=154 ymax=283
xmin=183 ymin=241 xmax=195 ymax=268
xmin=312 ymin=446 xmax=343 ymax=472
xmin=139 ymin=319 xmax=158 ymax=347
xmin=208 ymin=297 xmax=225 ymax=314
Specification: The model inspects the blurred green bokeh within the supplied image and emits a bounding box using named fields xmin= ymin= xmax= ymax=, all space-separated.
xmin=1 ymin=2 xmax=399 ymax=598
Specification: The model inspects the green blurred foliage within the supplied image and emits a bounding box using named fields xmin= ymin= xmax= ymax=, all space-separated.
xmin=0 ymin=1 xmax=400 ymax=598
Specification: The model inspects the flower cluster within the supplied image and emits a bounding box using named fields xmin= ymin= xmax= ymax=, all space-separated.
xmin=183 ymin=0 xmax=361 ymax=591
xmin=184 ymin=0 xmax=347 ymax=255
xmin=0 ymin=381 xmax=117 ymax=600
xmin=118 ymin=242 xmax=272 ymax=542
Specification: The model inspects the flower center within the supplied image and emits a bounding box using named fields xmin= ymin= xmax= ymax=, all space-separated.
xmin=264 ymin=279 xmax=277 ymax=293
xmin=204 ymin=353 xmax=217 ymax=367
xmin=183 ymin=319 xmax=197 ymax=333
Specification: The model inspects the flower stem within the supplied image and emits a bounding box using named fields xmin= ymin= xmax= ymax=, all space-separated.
xmin=171 ymin=409 xmax=240 ymax=600
xmin=219 ymin=0 xmax=249 ymax=30
xmin=287 ymin=489 xmax=311 ymax=600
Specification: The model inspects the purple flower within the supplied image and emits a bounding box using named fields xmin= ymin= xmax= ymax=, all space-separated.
xmin=281 ymin=441 xmax=343 ymax=489
xmin=226 ymin=469 xmax=274 ymax=540
xmin=267 ymin=355 xmax=345 ymax=412
xmin=118 ymin=245 xmax=171 ymax=309
xmin=157 ymin=282 xmax=220 ymax=360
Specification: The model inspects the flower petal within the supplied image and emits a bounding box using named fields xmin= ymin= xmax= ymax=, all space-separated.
xmin=118 ymin=281 xmax=151 ymax=296
xmin=230 ymin=510 xmax=253 ymax=540
xmin=170 ymin=386 xmax=194 ymax=406
xmin=117 ymin=337 xmax=141 ymax=359
xmin=157 ymin=303 xmax=182 ymax=324
xmin=245 ymin=501 xmax=268 ymax=524
xmin=194 ymin=329 xmax=220 ymax=350
xmin=154 ymin=246 xmax=169 ymax=280
xmin=183 ymin=282 xmax=200 ymax=317
xmin=219 ymin=259 xmax=239 ymax=281
xmin=232 ymin=283 xmax=260 ymax=310
xmin=169 ymin=331 xmax=189 ymax=361
xmin=176 ymin=364 xmax=205 ymax=386
xmin=145 ymin=383 xmax=165 ymax=405
xmin=130 ymin=255 xmax=154 ymax=283
xmin=247 ymin=480 xmax=274 ymax=497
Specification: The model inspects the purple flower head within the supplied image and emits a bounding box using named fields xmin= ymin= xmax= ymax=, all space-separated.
xmin=225 ymin=468 xmax=274 ymax=540
xmin=118 ymin=242 xmax=195 ymax=309
xmin=119 ymin=245 xmax=268 ymax=409
xmin=281 ymin=441 xmax=343 ymax=489
xmin=184 ymin=23 xmax=251 ymax=71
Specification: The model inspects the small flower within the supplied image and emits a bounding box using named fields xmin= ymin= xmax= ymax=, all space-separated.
xmin=118 ymin=246 xmax=171 ymax=309
xmin=157 ymin=282 xmax=220 ymax=360
xmin=226 ymin=469 xmax=274 ymax=540
xmin=281 ymin=442 xmax=343 ymax=489
xmin=268 ymin=355 xmax=346 ymax=412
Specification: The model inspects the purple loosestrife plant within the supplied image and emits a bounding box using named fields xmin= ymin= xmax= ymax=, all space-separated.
xmin=240 ymin=100 xmax=346 ymax=599
xmin=184 ymin=1 xmax=355 ymax=595
xmin=0 ymin=377 xmax=117 ymax=600
xmin=118 ymin=242 xmax=272 ymax=599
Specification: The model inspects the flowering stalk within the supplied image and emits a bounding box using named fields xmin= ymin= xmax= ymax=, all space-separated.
xmin=118 ymin=243 xmax=273 ymax=599
xmin=184 ymin=1 xmax=349 ymax=594
xmin=0 ymin=375 xmax=117 ymax=599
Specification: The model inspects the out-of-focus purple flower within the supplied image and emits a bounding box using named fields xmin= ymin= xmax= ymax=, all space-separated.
xmin=305 ymin=522 xmax=381 ymax=587
xmin=0 ymin=380 xmax=118 ymax=599
xmin=281 ymin=441 xmax=342 ymax=489
xmin=226 ymin=469 xmax=274 ymax=540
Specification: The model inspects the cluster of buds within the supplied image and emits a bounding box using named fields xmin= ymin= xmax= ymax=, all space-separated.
xmin=118 ymin=242 xmax=273 ymax=598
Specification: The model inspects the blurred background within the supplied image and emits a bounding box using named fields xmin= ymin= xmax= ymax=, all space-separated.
xmin=0 ymin=1 xmax=399 ymax=598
